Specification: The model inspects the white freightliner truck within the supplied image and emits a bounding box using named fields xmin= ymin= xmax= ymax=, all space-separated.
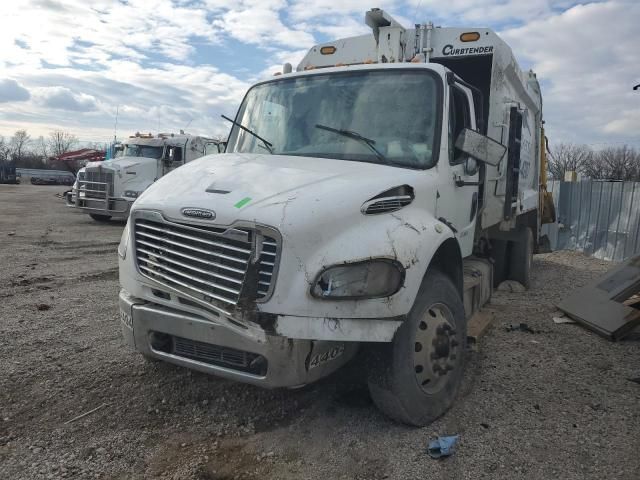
xmin=70 ymin=132 xmax=223 ymax=221
xmin=117 ymin=9 xmax=555 ymax=425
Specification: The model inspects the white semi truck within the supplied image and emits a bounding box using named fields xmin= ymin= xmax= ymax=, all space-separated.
xmin=70 ymin=132 xmax=223 ymax=221
xmin=117 ymin=9 xmax=555 ymax=425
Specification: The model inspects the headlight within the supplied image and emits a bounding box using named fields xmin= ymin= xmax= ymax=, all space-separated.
xmin=123 ymin=190 xmax=140 ymax=198
xmin=118 ymin=220 xmax=130 ymax=259
xmin=311 ymin=259 xmax=404 ymax=299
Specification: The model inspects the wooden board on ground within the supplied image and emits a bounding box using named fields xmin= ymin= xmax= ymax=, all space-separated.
xmin=557 ymin=254 xmax=640 ymax=340
xmin=467 ymin=310 xmax=495 ymax=347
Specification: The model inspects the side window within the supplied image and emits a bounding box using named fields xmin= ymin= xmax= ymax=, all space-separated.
xmin=167 ymin=147 xmax=183 ymax=164
xmin=205 ymin=142 xmax=221 ymax=155
xmin=449 ymin=86 xmax=471 ymax=164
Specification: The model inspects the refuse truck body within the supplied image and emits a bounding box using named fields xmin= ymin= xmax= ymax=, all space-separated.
xmin=118 ymin=9 xmax=554 ymax=425
xmin=70 ymin=133 xmax=223 ymax=221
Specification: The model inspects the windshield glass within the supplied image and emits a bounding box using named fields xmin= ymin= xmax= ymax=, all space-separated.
xmin=119 ymin=144 xmax=164 ymax=159
xmin=226 ymin=70 xmax=440 ymax=169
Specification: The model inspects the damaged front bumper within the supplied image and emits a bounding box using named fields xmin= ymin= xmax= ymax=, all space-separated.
xmin=119 ymin=290 xmax=358 ymax=388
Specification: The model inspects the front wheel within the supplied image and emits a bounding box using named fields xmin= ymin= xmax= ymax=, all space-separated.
xmin=90 ymin=214 xmax=112 ymax=222
xmin=367 ymin=269 xmax=466 ymax=426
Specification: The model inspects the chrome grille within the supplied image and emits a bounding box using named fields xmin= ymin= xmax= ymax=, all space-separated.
xmin=80 ymin=169 xmax=114 ymax=199
xmin=133 ymin=217 xmax=279 ymax=310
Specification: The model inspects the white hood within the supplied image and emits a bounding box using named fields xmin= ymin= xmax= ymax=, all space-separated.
xmin=87 ymin=156 xmax=157 ymax=172
xmin=129 ymin=152 xmax=446 ymax=320
xmin=86 ymin=156 xmax=160 ymax=197
xmin=133 ymin=152 xmax=431 ymax=227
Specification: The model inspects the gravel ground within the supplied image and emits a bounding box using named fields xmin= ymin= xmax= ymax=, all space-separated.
xmin=1 ymin=183 xmax=639 ymax=480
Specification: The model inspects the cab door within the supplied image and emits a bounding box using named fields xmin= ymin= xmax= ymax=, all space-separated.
xmin=435 ymin=82 xmax=479 ymax=257
xmin=162 ymin=144 xmax=185 ymax=176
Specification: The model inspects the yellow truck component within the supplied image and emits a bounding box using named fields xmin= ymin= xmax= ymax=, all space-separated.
xmin=540 ymin=128 xmax=556 ymax=224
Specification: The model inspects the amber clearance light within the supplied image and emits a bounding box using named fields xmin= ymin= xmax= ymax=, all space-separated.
xmin=320 ymin=46 xmax=337 ymax=55
xmin=460 ymin=32 xmax=481 ymax=42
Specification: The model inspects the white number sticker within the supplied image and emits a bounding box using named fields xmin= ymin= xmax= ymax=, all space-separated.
xmin=308 ymin=345 xmax=345 ymax=370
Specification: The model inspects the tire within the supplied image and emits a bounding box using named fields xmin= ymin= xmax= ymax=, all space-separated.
xmin=90 ymin=214 xmax=112 ymax=222
xmin=491 ymin=239 xmax=508 ymax=288
xmin=367 ymin=269 xmax=467 ymax=426
xmin=509 ymin=226 xmax=533 ymax=289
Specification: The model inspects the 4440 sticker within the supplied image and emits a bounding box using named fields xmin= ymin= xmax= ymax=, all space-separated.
xmin=308 ymin=345 xmax=345 ymax=370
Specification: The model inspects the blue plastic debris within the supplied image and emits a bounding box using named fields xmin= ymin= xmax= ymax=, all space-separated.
xmin=427 ymin=435 xmax=459 ymax=459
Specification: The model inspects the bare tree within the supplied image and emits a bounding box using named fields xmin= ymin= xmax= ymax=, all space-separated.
xmin=36 ymin=136 xmax=49 ymax=161
xmin=10 ymin=129 xmax=31 ymax=163
xmin=547 ymin=142 xmax=593 ymax=180
xmin=48 ymin=130 xmax=78 ymax=158
xmin=584 ymin=145 xmax=640 ymax=181
xmin=0 ymin=136 xmax=10 ymax=162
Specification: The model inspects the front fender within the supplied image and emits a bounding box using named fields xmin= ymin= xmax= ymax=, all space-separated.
xmin=261 ymin=209 xmax=458 ymax=319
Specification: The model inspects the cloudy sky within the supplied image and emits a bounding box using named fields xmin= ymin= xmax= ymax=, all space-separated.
xmin=0 ymin=0 xmax=638 ymax=147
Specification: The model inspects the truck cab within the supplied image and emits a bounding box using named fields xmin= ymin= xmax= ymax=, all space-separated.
xmin=117 ymin=9 xmax=552 ymax=425
xmin=71 ymin=133 xmax=223 ymax=221
xmin=0 ymin=158 xmax=18 ymax=184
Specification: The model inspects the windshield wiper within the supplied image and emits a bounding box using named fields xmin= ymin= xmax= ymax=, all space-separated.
xmin=221 ymin=115 xmax=273 ymax=154
xmin=315 ymin=124 xmax=390 ymax=165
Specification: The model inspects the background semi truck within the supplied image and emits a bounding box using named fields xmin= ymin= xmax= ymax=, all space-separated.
xmin=0 ymin=158 xmax=19 ymax=184
xmin=117 ymin=9 xmax=555 ymax=425
xmin=70 ymin=132 xmax=223 ymax=221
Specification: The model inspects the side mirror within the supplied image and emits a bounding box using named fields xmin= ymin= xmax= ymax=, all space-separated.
xmin=455 ymin=128 xmax=506 ymax=167
xmin=165 ymin=147 xmax=174 ymax=162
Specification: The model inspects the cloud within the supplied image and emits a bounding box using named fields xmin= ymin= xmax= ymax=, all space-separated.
xmin=288 ymin=0 xmax=400 ymax=22
xmin=411 ymin=0 xmax=581 ymax=25
xmin=502 ymin=1 xmax=640 ymax=145
xmin=0 ymin=0 xmax=636 ymax=150
xmin=212 ymin=1 xmax=315 ymax=49
xmin=37 ymin=87 xmax=98 ymax=112
xmin=0 ymin=79 xmax=31 ymax=103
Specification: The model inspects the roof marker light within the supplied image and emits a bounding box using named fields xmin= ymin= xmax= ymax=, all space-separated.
xmin=320 ymin=46 xmax=337 ymax=55
xmin=460 ymin=32 xmax=480 ymax=42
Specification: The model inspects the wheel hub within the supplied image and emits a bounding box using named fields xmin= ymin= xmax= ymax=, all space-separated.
xmin=413 ymin=304 xmax=459 ymax=393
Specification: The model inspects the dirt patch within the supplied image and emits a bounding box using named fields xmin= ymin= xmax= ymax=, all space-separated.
xmin=9 ymin=275 xmax=55 ymax=287
xmin=74 ymin=268 xmax=119 ymax=282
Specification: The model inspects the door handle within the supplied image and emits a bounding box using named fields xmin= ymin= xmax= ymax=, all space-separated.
xmin=455 ymin=178 xmax=481 ymax=187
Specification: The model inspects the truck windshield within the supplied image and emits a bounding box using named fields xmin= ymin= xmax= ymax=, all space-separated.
xmin=120 ymin=145 xmax=164 ymax=159
xmin=226 ymin=70 xmax=440 ymax=169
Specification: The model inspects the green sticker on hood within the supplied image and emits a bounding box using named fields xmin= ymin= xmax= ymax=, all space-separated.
xmin=234 ymin=197 xmax=252 ymax=209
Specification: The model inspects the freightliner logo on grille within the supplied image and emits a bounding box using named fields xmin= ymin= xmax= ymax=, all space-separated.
xmin=181 ymin=208 xmax=216 ymax=220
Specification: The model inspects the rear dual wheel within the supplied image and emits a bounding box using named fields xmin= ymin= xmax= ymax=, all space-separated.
xmin=491 ymin=226 xmax=534 ymax=289
xmin=367 ymin=270 xmax=466 ymax=426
